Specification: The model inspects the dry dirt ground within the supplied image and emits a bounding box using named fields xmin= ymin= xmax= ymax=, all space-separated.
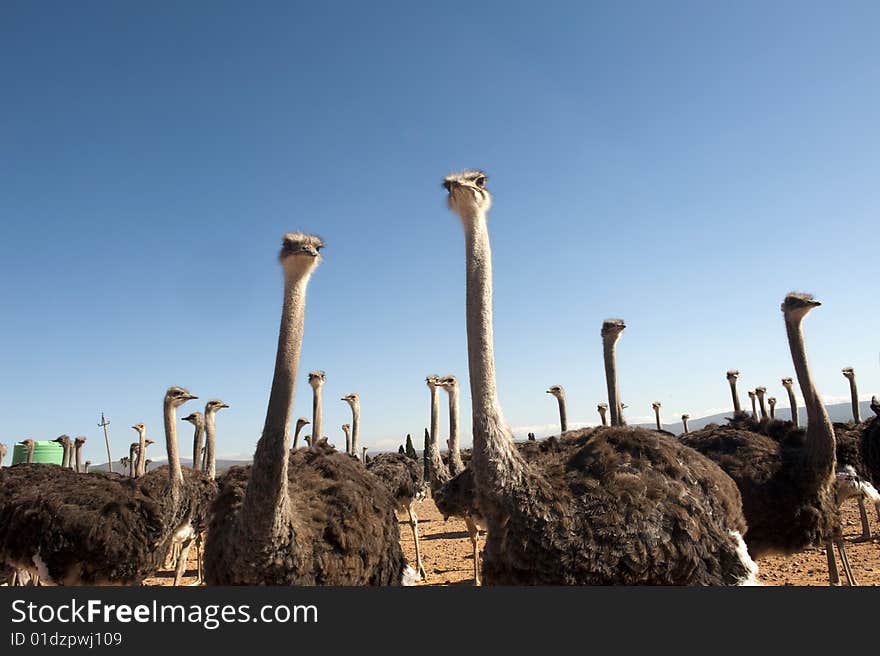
xmin=144 ymin=496 xmax=880 ymax=587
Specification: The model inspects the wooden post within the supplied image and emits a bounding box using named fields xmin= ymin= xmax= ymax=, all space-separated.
xmin=98 ymin=412 xmax=113 ymax=473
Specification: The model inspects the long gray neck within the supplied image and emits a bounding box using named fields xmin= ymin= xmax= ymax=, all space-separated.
xmin=311 ymin=385 xmax=323 ymax=446
xmin=757 ymin=394 xmax=767 ymax=420
xmin=61 ymin=443 xmax=70 ymax=469
xmin=729 ymin=379 xmax=742 ymax=414
xmin=204 ymin=411 xmax=218 ymax=480
xmin=350 ymin=404 xmax=360 ymax=460
xmin=654 ymin=408 xmax=661 ymax=431
xmin=163 ymin=399 xmax=184 ymax=499
xmin=137 ymin=431 xmax=147 ymax=477
xmin=243 ymin=267 xmax=311 ymax=540
xmin=786 ymin=387 xmax=799 ymax=427
xmin=292 ymin=422 xmax=306 ymax=450
xmin=27 ymin=445 xmax=33 ymax=464
xmin=462 ymin=214 xmax=525 ymax=493
xmin=785 ymin=314 xmax=835 ymax=487
xmin=192 ymin=422 xmax=204 ymax=472
xmin=129 ymin=444 xmax=137 ymax=477
xmin=603 ymin=335 xmax=623 ymax=427
xmin=556 ymin=395 xmax=568 ymax=433
xmin=849 ymin=378 xmax=861 ymax=423
xmin=750 ymin=396 xmax=757 ymax=418
xmin=446 ymin=387 xmax=465 ymax=476
xmin=682 ymin=417 xmax=689 ymax=434
xmin=426 ymin=385 xmax=449 ymax=488
xmin=599 ymin=407 xmax=608 ymax=426
xmin=342 ymin=426 xmax=351 ymax=455
xmin=75 ymin=445 xmax=82 ymax=474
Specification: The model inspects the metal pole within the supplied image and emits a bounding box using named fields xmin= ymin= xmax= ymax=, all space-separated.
xmin=99 ymin=412 xmax=113 ymax=473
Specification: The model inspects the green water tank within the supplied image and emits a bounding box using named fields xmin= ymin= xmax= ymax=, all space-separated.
xmin=11 ymin=441 xmax=64 ymax=465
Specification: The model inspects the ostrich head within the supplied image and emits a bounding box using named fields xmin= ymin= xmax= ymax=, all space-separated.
xmin=166 ymin=386 xmax=198 ymax=408
xmin=53 ymin=434 xmax=71 ymax=448
xmin=781 ymin=377 xmax=794 ymax=390
xmin=681 ymin=414 xmax=690 ymax=421
xmin=341 ymin=393 xmax=360 ymax=410
xmin=205 ymin=399 xmax=230 ymax=415
xmin=439 ymin=374 xmax=458 ymax=392
xmin=181 ymin=413 xmax=203 ymax=428
xmin=598 ymin=403 xmax=608 ymax=412
xmin=755 ymin=386 xmax=767 ymax=399
xmin=84 ymin=460 xmax=91 ymax=468
xmin=871 ymin=396 xmax=880 ymax=417
xmin=748 ymin=390 xmax=756 ymax=400
xmin=341 ymin=423 xmax=350 ymax=433
xmin=131 ymin=422 xmax=146 ymax=434
xmin=74 ymin=436 xmax=86 ymax=448
xmin=768 ymin=397 xmax=777 ymax=408
xmin=652 ymin=402 xmax=662 ymax=411
xmin=781 ymin=292 xmax=821 ymax=321
xmin=601 ymin=319 xmax=626 ymax=344
xmin=546 ymin=385 xmax=565 ymax=399
xmin=842 ymin=367 xmax=856 ymax=381
xmin=443 ymin=170 xmax=491 ymax=219
xmin=308 ymin=371 xmax=326 ymax=390
xmin=295 ymin=417 xmax=310 ymax=430
xmin=279 ymin=232 xmax=324 ymax=275
xmin=726 ymin=370 xmax=740 ymax=383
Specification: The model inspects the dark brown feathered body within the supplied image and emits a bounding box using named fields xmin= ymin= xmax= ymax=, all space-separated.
xmin=681 ymin=425 xmax=839 ymax=557
xmin=0 ymin=464 xmax=208 ymax=584
xmin=204 ymin=442 xmax=408 ymax=585
xmin=136 ymin=465 xmax=218 ymax=539
xmin=366 ymin=453 xmax=427 ymax=510
xmin=834 ymin=417 xmax=880 ymax=485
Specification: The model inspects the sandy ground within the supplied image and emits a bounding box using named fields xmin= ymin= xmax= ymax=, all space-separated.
xmin=144 ymin=496 xmax=880 ymax=586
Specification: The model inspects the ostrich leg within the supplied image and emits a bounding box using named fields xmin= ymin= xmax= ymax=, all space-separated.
xmin=464 ymin=516 xmax=481 ymax=586
xmin=407 ymin=503 xmax=426 ymax=581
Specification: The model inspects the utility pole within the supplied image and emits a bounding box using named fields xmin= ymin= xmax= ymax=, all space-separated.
xmin=98 ymin=412 xmax=113 ymax=473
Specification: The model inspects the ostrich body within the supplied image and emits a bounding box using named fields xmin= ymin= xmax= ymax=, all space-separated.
xmin=546 ymin=385 xmax=568 ymax=433
xmin=441 ymin=169 xmax=756 ymax=585
xmin=309 ymin=371 xmax=325 ymax=448
xmin=652 ymin=402 xmax=662 ymax=431
xmin=597 ymin=403 xmax=608 ymax=427
xmin=832 ymin=402 xmax=880 ymax=540
xmin=727 ymin=370 xmax=742 ymax=415
xmin=342 ymin=392 xmax=361 ymax=460
xmin=366 ymin=453 xmax=429 ymax=580
xmin=440 ymin=375 xmax=466 ymax=476
xmin=682 ymin=293 xmax=854 ymax=585
xmin=292 ymin=417 xmax=309 ymax=450
xmin=842 ymin=368 xmax=860 ymax=423
xmin=0 ymin=387 xmax=205 ymax=584
xmin=782 ymin=377 xmax=799 ymax=427
xmin=203 ymin=233 xmax=410 ymax=586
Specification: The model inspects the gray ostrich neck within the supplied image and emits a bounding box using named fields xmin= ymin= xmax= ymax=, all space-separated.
xmin=758 ymin=394 xmax=767 ymax=419
xmin=311 ymin=386 xmax=323 ymax=446
xmin=729 ymin=380 xmax=741 ymax=413
xmin=785 ymin=315 xmax=835 ymax=482
xmin=137 ymin=430 xmax=147 ymax=477
xmin=426 ymin=385 xmax=448 ymax=486
xmin=446 ymin=387 xmax=465 ymax=476
xmin=163 ymin=398 xmax=184 ymax=498
xmin=27 ymin=445 xmax=34 ymax=464
xmin=654 ymin=408 xmax=661 ymax=431
xmin=129 ymin=444 xmax=137 ymax=477
xmin=350 ymin=405 xmax=359 ymax=458
xmin=204 ymin=412 xmax=217 ymax=480
xmin=61 ymin=444 xmax=70 ymax=469
xmin=463 ymin=214 xmax=525 ymax=492
xmin=786 ymin=387 xmax=799 ymax=426
xmin=603 ymin=336 xmax=623 ymax=427
xmin=75 ymin=445 xmax=82 ymax=474
xmin=848 ymin=378 xmax=861 ymax=423
xmin=750 ymin=396 xmax=757 ymax=417
xmin=243 ymin=267 xmax=311 ymax=541
xmin=344 ymin=430 xmax=351 ymax=455
xmin=599 ymin=408 xmax=608 ymax=426
xmin=192 ymin=422 xmax=204 ymax=473
xmin=683 ymin=417 xmax=689 ymax=433
xmin=292 ymin=422 xmax=305 ymax=450
xmin=556 ymin=395 xmax=568 ymax=433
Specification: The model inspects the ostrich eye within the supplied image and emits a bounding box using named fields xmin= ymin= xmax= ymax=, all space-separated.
xmin=475 ymin=176 xmax=486 ymax=188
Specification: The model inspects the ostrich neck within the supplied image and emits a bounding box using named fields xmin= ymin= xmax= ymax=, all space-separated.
xmin=344 ymin=430 xmax=351 ymax=455
xmin=758 ymin=395 xmax=767 ymax=419
xmin=463 ymin=215 xmax=525 ymax=492
xmin=27 ymin=446 xmax=33 ymax=464
xmin=204 ymin=412 xmax=217 ymax=480
xmin=311 ymin=386 xmax=323 ymax=445
xmin=446 ymin=388 xmax=465 ymax=476
xmin=130 ymin=445 xmax=137 ymax=477
xmin=426 ymin=386 xmax=448 ymax=487
xmin=243 ymin=268 xmax=311 ymax=541
xmin=603 ymin=336 xmax=622 ymax=427
xmin=785 ymin=315 xmax=835 ymax=483
xmin=163 ymin=399 xmax=184 ymax=497
xmin=61 ymin=444 xmax=70 ymax=469
xmin=556 ymin=396 xmax=568 ymax=432
xmin=350 ymin=405 xmax=359 ymax=458
xmin=192 ymin=423 xmax=204 ymax=473
xmin=654 ymin=409 xmax=661 ymax=431
xmin=849 ymin=378 xmax=861 ymax=423
xmin=786 ymin=387 xmax=799 ymax=426
xmin=729 ymin=380 xmax=741 ymax=413
xmin=292 ymin=422 xmax=305 ymax=450
xmin=137 ymin=431 xmax=146 ymax=477
xmin=75 ymin=446 xmax=82 ymax=474
xmin=599 ymin=408 xmax=608 ymax=426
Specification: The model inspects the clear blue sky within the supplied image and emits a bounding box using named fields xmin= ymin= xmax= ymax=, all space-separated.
xmin=2 ymin=1 xmax=878 ymax=463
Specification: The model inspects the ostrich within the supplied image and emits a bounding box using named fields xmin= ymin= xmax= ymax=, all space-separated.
xmin=53 ymin=435 xmax=71 ymax=468
xmin=683 ymin=293 xmax=856 ymax=585
xmin=836 ymin=467 xmax=880 ymax=538
xmin=73 ymin=437 xmax=86 ymax=474
xmin=546 ymin=385 xmax=568 ymax=433
xmin=652 ymin=402 xmax=662 ymax=431
xmin=362 ymin=446 xmax=369 ymax=463
xmin=182 ymin=412 xmax=205 ymax=471
xmin=768 ymin=397 xmax=777 ymax=419
xmin=21 ymin=439 xmax=35 ymax=464
xmin=292 ymin=417 xmax=310 ymax=450
xmin=748 ymin=390 xmax=758 ymax=420
xmin=842 ymin=368 xmax=860 ymax=423
xmin=342 ymin=424 xmax=352 ymax=456
xmin=681 ymin=414 xmax=690 ymax=435
xmin=203 ymin=233 xmax=412 ymax=585
xmin=440 ymin=375 xmax=466 ymax=476
xmin=601 ymin=320 xmax=626 ymax=427
xmin=367 ymin=453 xmax=429 ymax=580
xmin=203 ymin=400 xmax=228 ymax=480
xmin=83 ymin=461 xmax=91 ymax=474
xmin=440 ymin=169 xmax=756 ymax=584
xmin=597 ymin=403 xmax=608 ymax=427
xmin=727 ymin=370 xmax=743 ymax=415
xmin=309 ymin=371 xmax=325 ymax=448
xmin=341 ymin=392 xmax=361 ymax=461
xmin=0 ymin=387 xmax=206 ymax=584
xmin=131 ymin=423 xmax=153 ymax=478
xmin=423 ymin=376 xmax=450 ymax=489
xmin=832 ymin=396 xmax=880 ymax=541
xmin=755 ymin=386 xmax=768 ymax=420
xmin=782 ymin=377 xmax=799 ymax=427
xmin=127 ymin=443 xmax=139 ymax=478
